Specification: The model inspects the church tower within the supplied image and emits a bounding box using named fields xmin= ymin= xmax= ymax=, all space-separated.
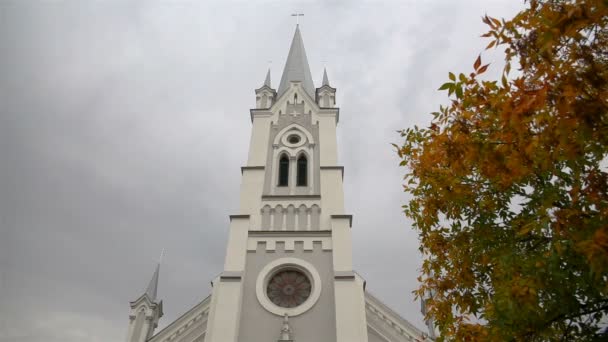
xmin=203 ymin=25 xmax=368 ymax=342
xmin=126 ymin=24 xmax=427 ymax=342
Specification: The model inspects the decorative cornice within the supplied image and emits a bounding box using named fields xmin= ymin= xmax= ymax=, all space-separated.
xmin=334 ymin=271 xmax=356 ymax=280
xmin=330 ymin=214 xmax=353 ymax=228
xmin=262 ymin=194 xmax=321 ymax=200
xmin=250 ymin=109 xmax=274 ymax=123
xmin=316 ymin=84 xmax=337 ymax=93
xmin=254 ymin=85 xmax=276 ymax=94
xmin=316 ymin=107 xmax=340 ymax=123
xmin=229 ymin=214 xmax=250 ymax=221
xmin=220 ymin=271 xmax=242 ymax=281
xmin=249 ymin=230 xmax=331 ymax=237
xmin=241 ymin=166 xmax=265 ymax=174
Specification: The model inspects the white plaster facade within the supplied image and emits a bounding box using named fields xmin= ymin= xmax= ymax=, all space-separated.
xmin=125 ymin=25 xmax=430 ymax=342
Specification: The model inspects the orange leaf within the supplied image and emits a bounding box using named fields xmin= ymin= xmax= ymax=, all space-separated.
xmin=477 ymin=64 xmax=490 ymax=74
xmin=474 ymin=55 xmax=481 ymax=71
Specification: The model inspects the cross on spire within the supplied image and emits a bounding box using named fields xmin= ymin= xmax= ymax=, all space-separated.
xmin=291 ymin=13 xmax=304 ymax=25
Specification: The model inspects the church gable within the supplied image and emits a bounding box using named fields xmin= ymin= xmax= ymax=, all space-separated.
xmin=270 ymin=83 xmax=320 ymax=119
xmin=148 ymin=296 xmax=211 ymax=342
xmin=365 ymin=292 xmax=427 ymax=341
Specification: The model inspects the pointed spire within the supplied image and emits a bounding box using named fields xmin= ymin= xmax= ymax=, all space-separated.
xmin=264 ymin=68 xmax=272 ymax=88
xmin=322 ymin=68 xmax=330 ymax=86
xmin=278 ymin=25 xmax=315 ymax=98
xmin=145 ymin=250 xmax=163 ymax=302
xmin=145 ymin=262 xmax=160 ymax=302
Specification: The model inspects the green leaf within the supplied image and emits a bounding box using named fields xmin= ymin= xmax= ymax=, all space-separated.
xmin=449 ymin=72 xmax=456 ymax=81
xmin=455 ymin=84 xmax=463 ymax=99
xmin=439 ymin=82 xmax=452 ymax=91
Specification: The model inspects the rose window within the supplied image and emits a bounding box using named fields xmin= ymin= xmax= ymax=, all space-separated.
xmin=266 ymin=270 xmax=312 ymax=308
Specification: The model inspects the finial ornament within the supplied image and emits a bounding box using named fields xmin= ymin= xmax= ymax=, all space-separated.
xmin=291 ymin=13 xmax=304 ymax=25
xmin=278 ymin=313 xmax=293 ymax=341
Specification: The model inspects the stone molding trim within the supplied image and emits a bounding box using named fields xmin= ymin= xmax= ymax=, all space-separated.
xmin=364 ymin=291 xmax=427 ymax=341
xmin=249 ymin=108 xmax=273 ymax=123
xmin=255 ymin=257 xmax=322 ymax=317
xmin=334 ymin=271 xmax=356 ymax=280
xmin=316 ymin=107 xmax=340 ymax=123
xmin=249 ymin=230 xmax=331 ymax=237
xmin=241 ymin=166 xmax=265 ymax=174
xmin=148 ymin=295 xmax=211 ymax=342
xmin=247 ymin=237 xmax=332 ymax=252
xmin=330 ymin=214 xmax=353 ymax=227
xmin=219 ymin=271 xmax=242 ymax=281
xmin=261 ymin=194 xmax=321 ymax=200
xmin=229 ymin=214 xmax=250 ymax=221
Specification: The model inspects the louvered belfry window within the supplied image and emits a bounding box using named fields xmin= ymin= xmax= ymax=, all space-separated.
xmin=297 ymin=155 xmax=307 ymax=186
xmin=278 ymin=155 xmax=289 ymax=186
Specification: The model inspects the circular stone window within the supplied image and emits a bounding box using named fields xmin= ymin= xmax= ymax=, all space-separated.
xmin=256 ymin=257 xmax=322 ymax=316
xmin=267 ymin=270 xmax=311 ymax=308
xmin=287 ymin=135 xmax=301 ymax=144
xmin=281 ymin=131 xmax=305 ymax=147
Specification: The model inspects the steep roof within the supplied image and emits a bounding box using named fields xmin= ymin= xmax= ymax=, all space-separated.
xmin=277 ymin=25 xmax=315 ymax=98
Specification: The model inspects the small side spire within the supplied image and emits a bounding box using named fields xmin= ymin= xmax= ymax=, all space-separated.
xmin=145 ymin=249 xmax=163 ymax=302
xmin=264 ymin=68 xmax=272 ymax=88
xmin=145 ymin=263 xmax=160 ymax=302
xmin=322 ymin=68 xmax=330 ymax=86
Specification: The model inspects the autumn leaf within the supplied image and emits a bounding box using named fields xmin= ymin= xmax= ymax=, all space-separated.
xmin=396 ymin=0 xmax=608 ymax=340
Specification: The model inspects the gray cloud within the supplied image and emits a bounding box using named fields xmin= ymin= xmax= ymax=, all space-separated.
xmin=0 ymin=1 xmax=522 ymax=341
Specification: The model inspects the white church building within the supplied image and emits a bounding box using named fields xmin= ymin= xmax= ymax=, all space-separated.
xmin=125 ymin=25 xmax=430 ymax=342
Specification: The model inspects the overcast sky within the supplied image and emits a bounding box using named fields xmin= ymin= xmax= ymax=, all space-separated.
xmin=0 ymin=1 xmax=523 ymax=341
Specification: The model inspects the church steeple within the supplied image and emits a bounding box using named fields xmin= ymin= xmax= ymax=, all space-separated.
xmin=277 ymin=25 xmax=315 ymax=98
xmin=125 ymin=261 xmax=163 ymax=342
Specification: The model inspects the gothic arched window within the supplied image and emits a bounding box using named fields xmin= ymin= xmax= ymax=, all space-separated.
xmin=297 ymin=155 xmax=307 ymax=186
xmin=278 ymin=155 xmax=289 ymax=186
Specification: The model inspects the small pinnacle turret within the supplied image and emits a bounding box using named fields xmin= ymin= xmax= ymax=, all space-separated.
xmin=316 ymin=66 xmax=336 ymax=108
xmin=322 ymin=68 xmax=330 ymax=86
xmin=126 ymin=260 xmax=163 ymax=342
